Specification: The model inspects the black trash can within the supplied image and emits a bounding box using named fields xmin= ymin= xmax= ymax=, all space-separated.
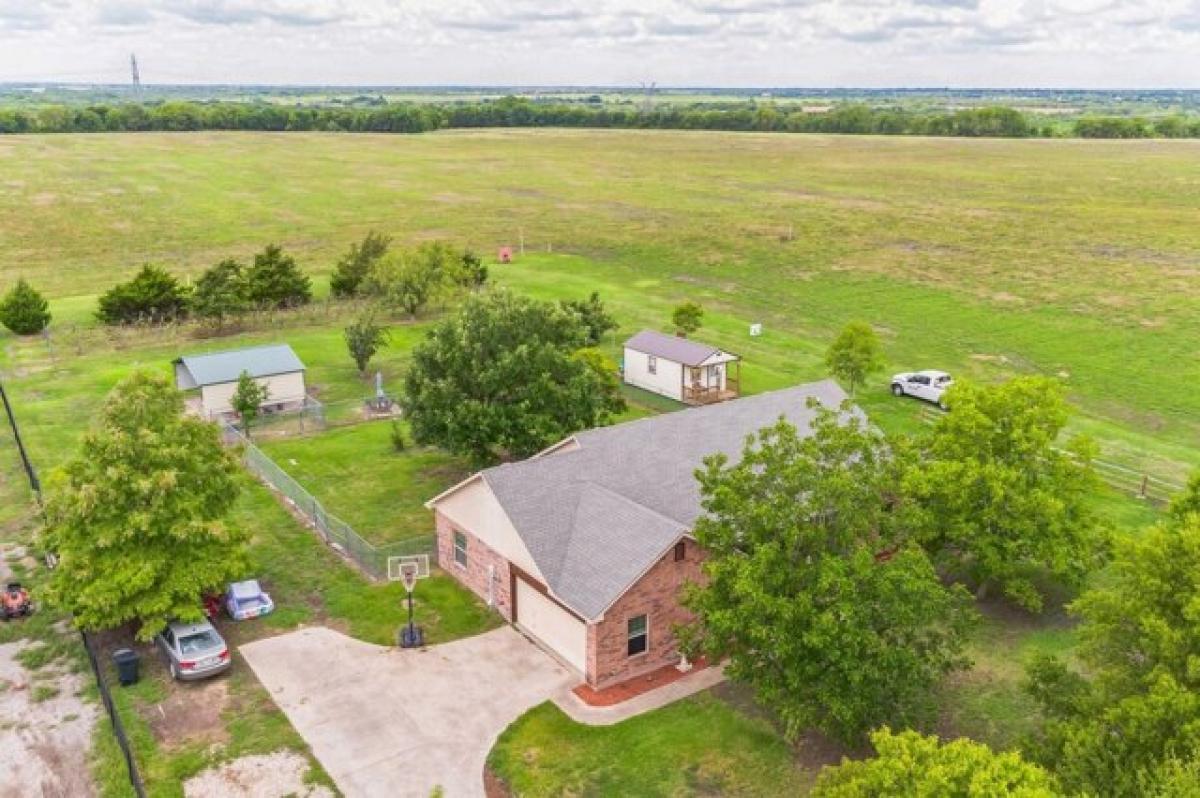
xmin=112 ymin=648 xmax=140 ymax=686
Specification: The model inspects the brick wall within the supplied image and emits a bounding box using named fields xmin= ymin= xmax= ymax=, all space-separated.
xmin=587 ymin=537 xmax=704 ymax=689
xmin=435 ymin=511 xmax=513 ymax=621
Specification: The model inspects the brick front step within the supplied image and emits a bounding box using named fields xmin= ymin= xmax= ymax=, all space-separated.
xmin=571 ymin=657 xmax=711 ymax=707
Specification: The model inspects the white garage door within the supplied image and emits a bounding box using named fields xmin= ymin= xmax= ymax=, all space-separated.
xmin=515 ymin=578 xmax=587 ymax=674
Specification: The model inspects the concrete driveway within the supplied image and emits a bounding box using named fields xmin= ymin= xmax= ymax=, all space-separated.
xmin=240 ymin=625 xmax=574 ymax=798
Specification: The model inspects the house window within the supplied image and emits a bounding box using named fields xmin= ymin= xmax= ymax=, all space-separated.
xmin=627 ymin=614 xmax=648 ymax=657
xmin=674 ymin=541 xmax=686 ymax=562
xmin=453 ymin=531 xmax=468 ymax=568
xmin=647 ymin=355 xmax=657 ymax=375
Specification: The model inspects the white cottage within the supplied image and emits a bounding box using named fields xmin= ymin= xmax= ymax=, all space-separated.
xmin=173 ymin=343 xmax=307 ymax=418
xmin=622 ymin=330 xmax=741 ymax=405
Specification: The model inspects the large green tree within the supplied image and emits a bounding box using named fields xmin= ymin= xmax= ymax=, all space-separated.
xmin=330 ymin=230 xmax=391 ymax=298
xmin=825 ymin=321 xmax=885 ymax=396
xmin=682 ymin=407 xmax=974 ymax=744
xmin=561 ymin=292 xmax=618 ymax=346
xmin=364 ymin=250 xmax=441 ymax=317
xmin=906 ymin=376 xmax=1104 ymax=612
xmin=96 ymin=264 xmax=191 ymax=325
xmin=41 ymin=372 xmax=248 ymax=638
xmin=1024 ymin=512 xmax=1200 ymax=796
xmin=244 ymin=244 xmax=312 ymax=309
xmin=403 ymin=290 xmax=625 ymax=464
xmin=191 ymin=258 xmax=249 ymax=326
xmin=0 ymin=278 xmax=51 ymax=335
xmin=813 ymin=728 xmax=1058 ymax=797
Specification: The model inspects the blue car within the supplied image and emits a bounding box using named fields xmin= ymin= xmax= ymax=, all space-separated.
xmin=225 ymin=580 xmax=275 ymax=621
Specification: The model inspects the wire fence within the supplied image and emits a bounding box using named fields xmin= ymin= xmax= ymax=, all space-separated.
xmin=204 ymin=395 xmax=328 ymax=436
xmin=222 ymin=422 xmax=436 ymax=579
xmin=916 ymin=406 xmax=1186 ymax=505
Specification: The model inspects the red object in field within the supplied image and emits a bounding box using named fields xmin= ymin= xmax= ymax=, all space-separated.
xmin=498 ymin=246 xmax=513 ymax=263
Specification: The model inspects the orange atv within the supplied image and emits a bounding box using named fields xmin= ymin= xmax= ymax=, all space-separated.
xmin=2 ymin=582 xmax=32 ymax=620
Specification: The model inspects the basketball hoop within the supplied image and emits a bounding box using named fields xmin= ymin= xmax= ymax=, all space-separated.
xmin=395 ymin=559 xmax=424 ymax=649
xmin=398 ymin=562 xmax=420 ymax=594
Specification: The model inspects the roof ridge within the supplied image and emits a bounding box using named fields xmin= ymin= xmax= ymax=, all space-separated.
xmin=543 ymin=485 xmax=588 ymax=584
xmin=179 ymin=342 xmax=295 ymax=359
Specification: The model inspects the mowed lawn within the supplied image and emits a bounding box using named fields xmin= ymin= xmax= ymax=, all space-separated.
xmin=259 ymin=421 xmax=469 ymax=545
xmin=490 ymin=692 xmax=815 ymax=797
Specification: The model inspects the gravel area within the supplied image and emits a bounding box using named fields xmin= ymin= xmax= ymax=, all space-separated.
xmin=183 ymin=751 xmax=333 ymax=798
xmin=0 ymin=640 xmax=98 ymax=798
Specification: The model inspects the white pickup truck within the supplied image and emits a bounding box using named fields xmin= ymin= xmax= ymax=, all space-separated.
xmin=891 ymin=370 xmax=953 ymax=410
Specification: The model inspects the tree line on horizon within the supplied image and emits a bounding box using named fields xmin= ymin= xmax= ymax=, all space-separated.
xmin=1 ymin=97 xmax=1197 ymax=139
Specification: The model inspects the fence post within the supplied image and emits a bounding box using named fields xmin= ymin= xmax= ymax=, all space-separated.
xmin=1139 ymin=474 xmax=1149 ymax=500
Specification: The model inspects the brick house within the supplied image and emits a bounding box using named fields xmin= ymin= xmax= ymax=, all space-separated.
xmin=426 ymin=380 xmax=850 ymax=689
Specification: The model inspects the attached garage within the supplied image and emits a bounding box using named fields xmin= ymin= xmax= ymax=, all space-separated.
xmin=514 ymin=577 xmax=587 ymax=674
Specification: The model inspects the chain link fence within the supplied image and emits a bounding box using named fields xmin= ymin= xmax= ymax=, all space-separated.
xmin=222 ymin=423 xmax=436 ymax=578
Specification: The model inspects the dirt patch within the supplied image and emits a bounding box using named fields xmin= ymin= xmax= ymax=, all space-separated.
xmin=183 ymin=751 xmax=333 ymax=798
xmin=0 ymin=640 xmax=98 ymax=798
xmin=484 ymin=764 xmax=512 ymax=798
xmin=143 ymin=677 xmax=232 ymax=748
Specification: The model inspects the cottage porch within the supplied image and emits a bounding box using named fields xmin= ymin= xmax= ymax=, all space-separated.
xmin=681 ymin=359 xmax=741 ymax=406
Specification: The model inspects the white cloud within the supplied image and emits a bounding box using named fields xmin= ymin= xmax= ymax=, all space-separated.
xmin=0 ymin=0 xmax=1194 ymax=86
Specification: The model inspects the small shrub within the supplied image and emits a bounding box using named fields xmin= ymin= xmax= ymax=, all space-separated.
xmin=0 ymin=279 xmax=51 ymax=335
xmin=345 ymin=312 xmax=390 ymax=375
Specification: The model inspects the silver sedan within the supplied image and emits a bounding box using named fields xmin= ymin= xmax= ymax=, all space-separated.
xmin=154 ymin=619 xmax=232 ymax=681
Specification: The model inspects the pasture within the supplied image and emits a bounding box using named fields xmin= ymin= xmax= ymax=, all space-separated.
xmin=2 ymin=129 xmax=1198 ymax=477
xmin=0 ymin=128 xmax=1194 ymax=793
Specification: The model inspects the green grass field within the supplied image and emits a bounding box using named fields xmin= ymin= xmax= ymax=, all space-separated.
xmin=3 ymin=130 xmax=1197 ymax=480
xmin=489 ymin=692 xmax=815 ymax=797
xmin=0 ymin=128 xmax=1194 ymax=794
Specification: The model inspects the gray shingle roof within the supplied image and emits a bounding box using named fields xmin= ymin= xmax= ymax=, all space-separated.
xmin=623 ymin=329 xmax=730 ymax=367
xmin=481 ymin=379 xmax=852 ymax=620
xmin=176 ymin=344 xmax=305 ymax=387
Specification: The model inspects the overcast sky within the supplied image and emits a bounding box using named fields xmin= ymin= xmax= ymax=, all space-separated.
xmin=1 ymin=0 xmax=1197 ymax=88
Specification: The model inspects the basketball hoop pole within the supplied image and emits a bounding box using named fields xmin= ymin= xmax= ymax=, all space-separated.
xmin=398 ymin=564 xmax=424 ymax=648
xmin=405 ymin=588 xmax=415 ymax=641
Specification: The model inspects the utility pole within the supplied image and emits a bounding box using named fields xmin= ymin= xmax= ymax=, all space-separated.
xmin=640 ymin=81 xmax=656 ymax=114
xmin=130 ymin=53 xmax=141 ymax=93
